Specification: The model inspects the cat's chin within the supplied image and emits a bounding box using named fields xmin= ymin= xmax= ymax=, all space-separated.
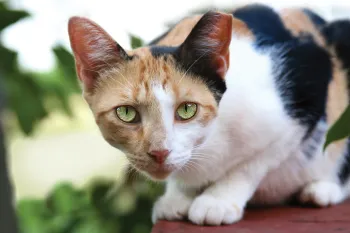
xmin=147 ymin=169 xmax=172 ymax=180
xmin=142 ymin=166 xmax=178 ymax=180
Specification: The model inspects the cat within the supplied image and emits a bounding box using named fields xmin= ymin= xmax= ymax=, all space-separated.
xmin=68 ymin=4 xmax=350 ymax=226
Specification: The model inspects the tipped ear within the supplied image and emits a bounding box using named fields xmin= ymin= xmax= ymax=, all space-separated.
xmin=178 ymin=11 xmax=233 ymax=79
xmin=68 ymin=17 xmax=130 ymax=92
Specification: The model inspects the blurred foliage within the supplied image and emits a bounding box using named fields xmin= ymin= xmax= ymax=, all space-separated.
xmin=17 ymin=178 xmax=164 ymax=233
xmin=130 ymin=34 xmax=144 ymax=49
xmin=0 ymin=2 xmax=80 ymax=135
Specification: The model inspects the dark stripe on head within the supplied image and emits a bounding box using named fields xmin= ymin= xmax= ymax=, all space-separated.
xmin=339 ymin=139 xmax=350 ymax=185
xmin=232 ymin=4 xmax=293 ymax=47
xmin=150 ymin=46 xmax=177 ymax=57
xmin=149 ymin=45 xmax=226 ymax=102
xmin=273 ymin=40 xmax=332 ymax=137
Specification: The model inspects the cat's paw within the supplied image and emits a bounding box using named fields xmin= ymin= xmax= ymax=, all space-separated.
xmin=152 ymin=194 xmax=193 ymax=223
xmin=188 ymin=195 xmax=243 ymax=225
xmin=300 ymin=181 xmax=345 ymax=207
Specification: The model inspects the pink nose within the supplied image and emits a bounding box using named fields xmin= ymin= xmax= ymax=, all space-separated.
xmin=148 ymin=150 xmax=170 ymax=164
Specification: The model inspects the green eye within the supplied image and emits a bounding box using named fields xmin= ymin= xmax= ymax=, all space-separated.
xmin=116 ymin=106 xmax=140 ymax=123
xmin=176 ymin=102 xmax=197 ymax=121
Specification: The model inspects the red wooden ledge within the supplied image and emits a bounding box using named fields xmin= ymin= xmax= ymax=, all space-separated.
xmin=152 ymin=200 xmax=350 ymax=233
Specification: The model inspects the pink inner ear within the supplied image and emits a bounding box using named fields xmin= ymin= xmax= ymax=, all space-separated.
xmin=68 ymin=17 xmax=121 ymax=92
xmin=215 ymin=53 xmax=230 ymax=78
xmin=209 ymin=13 xmax=232 ymax=79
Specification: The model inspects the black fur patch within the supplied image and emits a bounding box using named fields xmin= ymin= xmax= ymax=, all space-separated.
xmin=150 ymin=46 xmax=177 ymax=57
xmin=149 ymin=12 xmax=228 ymax=102
xmin=273 ymin=40 xmax=332 ymax=136
xmin=232 ymin=4 xmax=293 ymax=47
xmin=303 ymin=9 xmax=327 ymax=29
xmin=117 ymin=43 xmax=133 ymax=61
xmin=149 ymin=45 xmax=226 ymax=102
xmin=339 ymin=139 xmax=350 ymax=185
xmin=174 ymin=50 xmax=227 ymax=103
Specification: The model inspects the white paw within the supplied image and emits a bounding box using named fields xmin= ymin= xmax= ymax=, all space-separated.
xmin=152 ymin=194 xmax=193 ymax=223
xmin=188 ymin=195 xmax=243 ymax=225
xmin=300 ymin=181 xmax=345 ymax=207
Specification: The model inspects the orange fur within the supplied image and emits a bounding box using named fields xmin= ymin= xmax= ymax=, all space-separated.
xmin=154 ymin=13 xmax=253 ymax=47
xmin=156 ymin=15 xmax=202 ymax=46
xmin=280 ymin=9 xmax=325 ymax=46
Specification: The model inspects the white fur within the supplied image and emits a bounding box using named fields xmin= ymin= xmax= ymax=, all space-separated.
xmin=300 ymin=181 xmax=345 ymax=206
xmin=152 ymin=84 xmax=214 ymax=170
xmin=152 ymin=36 xmax=349 ymax=225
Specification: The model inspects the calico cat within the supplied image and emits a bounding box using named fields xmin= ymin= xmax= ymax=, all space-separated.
xmin=68 ymin=4 xmax=350 ymax=226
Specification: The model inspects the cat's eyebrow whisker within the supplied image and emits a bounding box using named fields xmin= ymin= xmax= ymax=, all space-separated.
xmin=113 ymin=68 xmax=135 ymax=89
xmin=178 ymin=51 xmax=209 ymax=85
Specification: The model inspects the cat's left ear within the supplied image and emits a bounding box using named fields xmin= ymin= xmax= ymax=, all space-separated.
xmin=178 ymin=11 xmax=233 ymax=79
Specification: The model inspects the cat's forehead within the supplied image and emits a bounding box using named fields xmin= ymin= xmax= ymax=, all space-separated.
xmin=92 ymin=52 xmax=215 ymax=113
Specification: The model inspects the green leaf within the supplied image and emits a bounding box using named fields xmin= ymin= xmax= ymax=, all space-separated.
xmin=17 ymin=199 xmax=51 ymax=218
xmin=47 ymin=183 xmax=82 ymax=214
xmin=0 ymin=2 xmax=29 ymax=31
xmin=0 ymin=45 xmax=18 ymax=73
xmin=129 ymin=34 xmax=144 ymax=49
xmin=5 ymin=73 xmax=48 ymax=135
xmin=324 ymin=105 xmax=350 ymax=149
xmin=53 ymin=46 xmax=80 ymax=92
xmin=17 ymin=199 xmax=54 ymax=233
xmin=72 ymin=217 xmax=118 ymax=233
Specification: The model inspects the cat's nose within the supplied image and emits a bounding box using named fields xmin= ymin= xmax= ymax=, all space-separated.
xmin=148 ymin=150 xmax=170 ymax=164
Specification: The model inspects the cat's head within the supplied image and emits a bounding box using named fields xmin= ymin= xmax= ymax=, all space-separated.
xmin=68 ymin=12 xmax=233 ymax=180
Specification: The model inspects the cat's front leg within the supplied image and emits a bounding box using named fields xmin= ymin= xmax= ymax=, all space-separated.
xmin=188 ymin=170 xmax=258 ymax=225
xmin=187 ymin=151 xmax=276 ymax=226
xmin=152 ymin=179 xmax=196 ymax=223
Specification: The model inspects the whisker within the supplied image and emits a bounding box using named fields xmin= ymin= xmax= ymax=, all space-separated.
xmin=178 ymin=51 xmax=210 ymax=85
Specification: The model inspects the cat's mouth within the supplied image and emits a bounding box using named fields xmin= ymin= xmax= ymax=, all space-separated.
xmin=137 ymin=163 xmax=178 ymax=180
xmin=148 ymin=168 xmax=172 ymax=180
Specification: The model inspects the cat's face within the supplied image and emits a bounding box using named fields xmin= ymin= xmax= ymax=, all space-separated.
xmin=68 ymin=12 xmax=233 ymax=180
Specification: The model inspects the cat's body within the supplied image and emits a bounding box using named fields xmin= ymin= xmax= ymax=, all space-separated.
xmin=68 ymin=4 xmax=350 ymax=225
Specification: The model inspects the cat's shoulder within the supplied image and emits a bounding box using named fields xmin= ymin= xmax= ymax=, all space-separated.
xmin=231 ymin=4 xmax=327 ymax=46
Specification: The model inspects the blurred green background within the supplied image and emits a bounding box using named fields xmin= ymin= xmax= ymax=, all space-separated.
xmin=0 ymin=1 xmax=349 ymax=233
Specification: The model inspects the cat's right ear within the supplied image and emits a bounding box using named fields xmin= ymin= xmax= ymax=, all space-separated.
xmin=68 ymin=17 xmax=130 ymax=93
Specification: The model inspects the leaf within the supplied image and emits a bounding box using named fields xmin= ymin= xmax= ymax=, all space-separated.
xmin=0 ymin=2 xmax=29 ymax=31
xmin=47 ymin=183 xmax=82 ymax=214
xmin=324 ymin=105 xmax=350 ymax=149
xmin=129 ymin=34 xmax=144 ymax=49
xmin=17 ymin=199 xmax=54 ymax=233
xmin=0 ymin=45 xmax=18 ymax=73
xmin=5 ymin=73 xmax=48 ymax=135
xmin=53 ymin=46 xmax=80 ymax=92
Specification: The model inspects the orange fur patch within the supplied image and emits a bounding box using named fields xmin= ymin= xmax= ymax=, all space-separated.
xmin=156 ymin=15 xmax=202 ymax=46
xmin=231 ymin=17 xmax=254 ymax=39
xmin=280 ymin=8 xmax=325 ymax=46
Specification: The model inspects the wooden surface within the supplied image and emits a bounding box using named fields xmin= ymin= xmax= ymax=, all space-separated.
xmin=152 ymin=201 xmax=350 ymax=233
